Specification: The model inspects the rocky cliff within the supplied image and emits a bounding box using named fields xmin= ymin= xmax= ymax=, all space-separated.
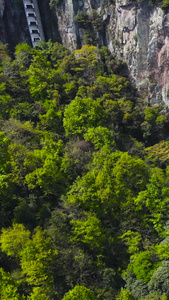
xmin=51 ymin=0 xmax=169 ymax=105
xmin=1 ymin=0 xmax=169 ymax=105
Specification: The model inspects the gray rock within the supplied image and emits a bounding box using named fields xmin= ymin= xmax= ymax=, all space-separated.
xmin=3 ymin=0 xmax=169 ymax=105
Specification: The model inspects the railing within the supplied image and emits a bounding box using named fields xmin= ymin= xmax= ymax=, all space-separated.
xmin=22 ymin=0 xmax=45 ymax=47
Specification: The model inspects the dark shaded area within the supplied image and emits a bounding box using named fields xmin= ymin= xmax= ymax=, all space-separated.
xmin=0 ymin=0 xmax=61 ymax=49
xmin=37 ymin=0 xmax=62 ymax=43
xmin=1 ymin=0 xmax=31 ymax=49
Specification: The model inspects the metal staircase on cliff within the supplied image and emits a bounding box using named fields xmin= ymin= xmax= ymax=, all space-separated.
xmin=22 ymin=0 xmax=45 ymax=47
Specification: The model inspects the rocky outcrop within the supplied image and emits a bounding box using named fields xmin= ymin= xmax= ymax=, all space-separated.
xmin=111 ymin=0 xmax=166 ymax=104
xmin=52 ymin=0 xmax=169 ymax=104
xmin=37 ymin=0 xmax=60 ymax=43
xmin=2 ymin=0 xmax=169 ymax=104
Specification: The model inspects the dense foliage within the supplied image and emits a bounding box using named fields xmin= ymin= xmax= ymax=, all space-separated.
xmin=0 ymin=41 xmax=169 ymax=299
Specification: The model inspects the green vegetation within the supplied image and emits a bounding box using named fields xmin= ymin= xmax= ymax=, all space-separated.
xmin=74 ymin=10 xmax=104 ymax=46
xmin=148 ymin=0 xmax=169 ymax=9
xmin=0 ymin=41 xmax=169 ymax=299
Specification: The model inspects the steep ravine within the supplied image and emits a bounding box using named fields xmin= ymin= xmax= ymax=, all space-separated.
xmin=1 ymin=0 xmax=169 ymax=104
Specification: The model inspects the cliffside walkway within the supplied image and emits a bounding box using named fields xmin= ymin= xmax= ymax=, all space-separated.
xmin=22 ymin=0 xmax=45 ymax=47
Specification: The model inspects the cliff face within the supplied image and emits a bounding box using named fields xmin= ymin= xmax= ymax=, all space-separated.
xmin=0 ymin=0 xmax=31 ymax=47
xmin=53 ymin=0 xmax=169 ymax=105
xmin=1 ymin=0 xmax=169 ymax=104
xmin=0 ymin=0 xmax=60 ymax=48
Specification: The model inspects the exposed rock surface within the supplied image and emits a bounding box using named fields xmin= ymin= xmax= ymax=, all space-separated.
xmin=0 ymin=0 xmax=5 ymax=19
xmin=37 ymin=0 xmax=61 ymax=43
xmin=0 ymin=0 xmax=31 ymax=47
xmin=2 ymin=0 xmax=169 ymax=104
xmin=0 ymin=0 xmax=60 ymax=48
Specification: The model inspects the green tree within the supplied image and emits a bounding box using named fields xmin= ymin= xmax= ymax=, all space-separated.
xmin=0 ymin=224 xmax=57 ymax=298
xmin=148 ymin=261 xmax=169 ymax=297
xmin=141 ymin=106 xmax=168 ymax=145
xmin=60 ymin=45 xmax=103 ymax=84
xmin=120 ymin=231 xmax=142 ymax=254
xmin=113 ymin=152 xmax=148 ymax=198
xmin=63 ymin=97 xmax=106 ymax=136
xmin=143 ymin=292 xmax=167 ymax=300
xmin=0 ymin=44 xmax=11 ymax=71
xmin=90 ymin=75 xmax=130 ymax=100
xmin=145 ymin=141 xmax=169 ymax=168
xmin=0 ymin=132 xmax=11 ymax=174
xmin=65 ymin=147 xmax=122 ymax=217
xmin=0 ymin=223 xmax=30 ymax=257
xmin=0 ymin=267 xmax=24 ymax=299
xmin=116 ymin=288 xmax=134 ymax=300
xmin=66 ymin=149 xmax=148 ymax=223
xmin=0 ymin=83 xmax=13 ymax=119
xmin=62 ymin=285 xmax=96 ymax=300
xmin=70 ymin=213 xmax=105 ymax=252
xmin=130 ymin=251 xmax=159 ymax=282
xmin=24 ymin=138 xmax=71 ymax=195
xmin=135 ymin=168 xmax=169 ymax=233
xmin=27 ymin=53 xmax=59 ymax=101
xmin=84 ymin=126 xmax=114 ymax=149
xmin=14 ymin=43 xmax=33 ymax=70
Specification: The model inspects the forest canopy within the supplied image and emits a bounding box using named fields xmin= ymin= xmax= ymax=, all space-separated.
xmin=0 ymin=41 xmax=169 ymax=299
